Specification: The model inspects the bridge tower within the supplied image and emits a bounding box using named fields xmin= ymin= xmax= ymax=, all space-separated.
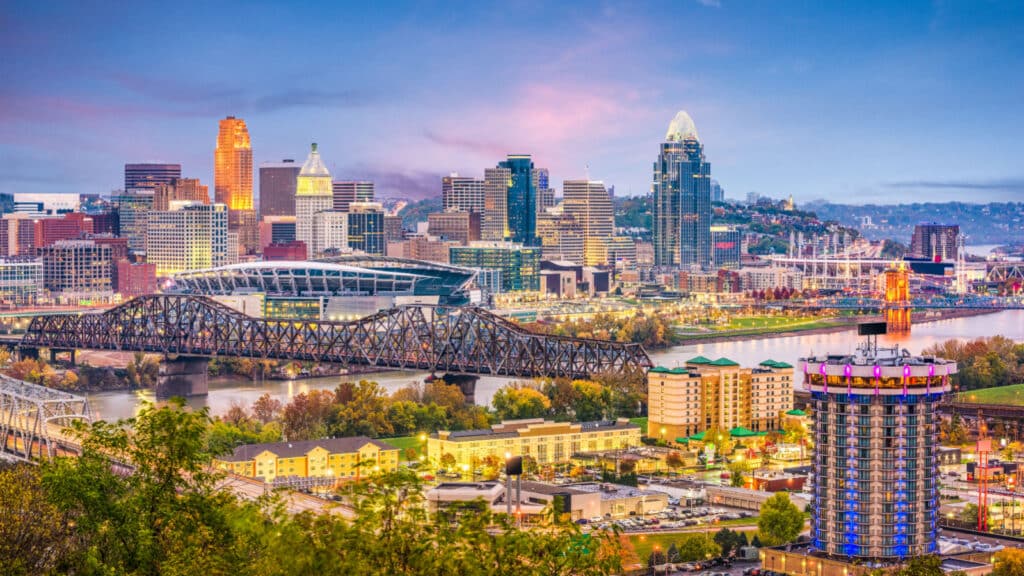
xmin=883 ymin=262 xmax=911 ymax=334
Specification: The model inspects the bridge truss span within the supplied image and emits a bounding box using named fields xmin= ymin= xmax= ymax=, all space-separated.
xmin=20 ymin=295 xmax=652 ymax=380
xmin=0 ymin=374 xmax=93 ymax=461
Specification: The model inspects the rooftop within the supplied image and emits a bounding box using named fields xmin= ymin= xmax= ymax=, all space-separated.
xmin=218 ymin=436 xmax=396 ymax=462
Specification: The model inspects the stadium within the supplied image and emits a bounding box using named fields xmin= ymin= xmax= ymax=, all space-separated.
xmin=168 ymin=258 xmax=478 ymax=319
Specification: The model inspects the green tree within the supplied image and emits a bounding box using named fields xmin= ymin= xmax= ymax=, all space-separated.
xmin=757 ymin=493 xmax=804 ymax=546
xmin=40 ymin=400 xmax=245 ymax=575
xmin=676 ymin=533 xmax=721 ymax=562
xmin=713 ymin=528 xmax=747 ymax=557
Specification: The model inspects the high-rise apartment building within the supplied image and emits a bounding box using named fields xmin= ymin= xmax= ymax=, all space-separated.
xmin=259 ymin=159 xmax=300 ymax=217
xmin=153 ymin=178 xmax=209 ymax=211
xmin=124 ymin=163 xmax=181 ymax=191
xmin=909 ymin=223 xmax=959 ymax=262
xmin=294 ymin=144 xmax=334 ymax=253
xmin=346 ymin=202 xmax=385 ymax=255
xmin=332 ymin=181 xmax=374 ymax=212
xmin=0 ymin=258 xmax=43 ymax=305
xmin=39 ymin=240 xmax=113 ymax=297
xmin=482 ymin=167 xmax=510 ymax=241
xmin=146 ymin=202 xmax=228 ymax=277
xmin=801 ymin=341 xmax=956 ymax=560
xmin=442 ymin=174 xmax=486 ymax=214
xmin=653 ymin=111 xmax=712 ymax=269
xmin=214 ymin=116 xmax=257 ymax=253
xmin=647 ymin=357 xmax=793 ymax=442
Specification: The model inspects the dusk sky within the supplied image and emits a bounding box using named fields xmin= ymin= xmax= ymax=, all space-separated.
xmin=2 ymin=1 xmax=1022 ymax=204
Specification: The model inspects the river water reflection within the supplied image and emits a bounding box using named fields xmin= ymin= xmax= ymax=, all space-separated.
xmin=85 ymin=310 xmax=1023 ymax=421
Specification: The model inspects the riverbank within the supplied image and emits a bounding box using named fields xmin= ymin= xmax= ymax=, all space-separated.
xmin=671 ymin=308 xmax=997 ymax=347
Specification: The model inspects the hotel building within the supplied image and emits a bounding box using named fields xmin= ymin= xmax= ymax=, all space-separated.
xmin=647 ymin=357 xmax=794 ymax=442
xmin=801 ymin=340 xmax=956 ymax=560
xmin=214 ymin=436 xmax=400 ymax=482
xmin=428 ymin=418 xmax=641 ymax=470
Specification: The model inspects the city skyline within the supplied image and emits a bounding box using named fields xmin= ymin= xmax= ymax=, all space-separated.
xmin=2 ymin=2 xmax=1022 ymax=204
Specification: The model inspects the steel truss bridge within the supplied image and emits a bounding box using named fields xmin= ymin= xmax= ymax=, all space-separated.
xmin=19 ymin=295 xmax=652 ymax=380
xmin=0 ymin=374 xmax=92 ymax=461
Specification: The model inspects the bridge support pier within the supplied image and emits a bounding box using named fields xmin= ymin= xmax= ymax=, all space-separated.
xmin=440 ymin=374 xmax=478 ymax=405
xmin=156 ymin=357 xmax=209 ymax=398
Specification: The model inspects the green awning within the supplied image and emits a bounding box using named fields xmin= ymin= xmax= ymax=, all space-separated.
xmin=651 ymin=366 xmax=690 ymax=374
xmin=686 ymin=356 xmax=713 ymax=365
xmin=675 ymin=437 xmax=690 ymax=444
xmin=730 ymin=426 xmax=758 ymax=437
xmin=709 ymin=357 xmax=740 ymax=367
xmin=688 ymin=431 xmax=706 ymax=441
xmin=786 ymin=409 xmax=807 ymax=416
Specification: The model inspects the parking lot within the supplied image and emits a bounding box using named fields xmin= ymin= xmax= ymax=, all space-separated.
xmin=585 ymin=502 xmax=756 ymax=533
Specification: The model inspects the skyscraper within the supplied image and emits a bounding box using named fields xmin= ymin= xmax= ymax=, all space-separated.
xmin=124 ymin=163 xmax=181 ymax=191
xmin=801 ymin=339 xmax=955 ymax=561
xmin=259 ymin=159 xmax=300 ymax=217
xmin=652 ymin=111 xmax=712 ymax=269
xmin=332 ymin=181 xmax=374 ymax=212
xmin=500 ymin=155 xmax=538 ymax=246
xmin=482 ymin=167 xmax=510 ymax=241
xmin=441 ymin=174 xmax=485 ymax=214
xmin=563 ymin=180 xmax=614 ymax=265
xmin=214 ymin=116 xmax=257 ymax=253
xmin=294 ymin=143 xmax=334 ymax=252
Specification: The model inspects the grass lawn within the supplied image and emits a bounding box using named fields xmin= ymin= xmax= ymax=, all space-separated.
xmin=628 ymin=528 xmax=758 ymax=560
xmin=379 ymin=435 xmax=427 ymax=458
xmin=630 ymin=417 xmax=648 ymax=435
xmin=962 ymin=384 xmax=1024 ymax=406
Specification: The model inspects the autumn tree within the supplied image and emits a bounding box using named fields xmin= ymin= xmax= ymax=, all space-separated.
xmin=330 ymin=380 xmax=394 ymax=437
xmin=281 ymin=389 xmax=335 ymax=440
xmin=493 ymin=383 xmax=551 ymax=420
xmin=251 ymin=393 xmax=283 ymax=423
xmin=993 ymin=548 xmax=1024 ymax=576
xmin=0 ymin=464 xmax=75 ymax=576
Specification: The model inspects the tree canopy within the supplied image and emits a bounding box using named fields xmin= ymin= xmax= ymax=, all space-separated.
xmin=757 ymin=493 xmax=804 ymax=546
xmin=0 ymin=399 xmax=625 ymax=576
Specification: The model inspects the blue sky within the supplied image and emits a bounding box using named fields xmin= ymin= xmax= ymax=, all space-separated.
xmin=2 ymin=1 xmax=1022 ymax=203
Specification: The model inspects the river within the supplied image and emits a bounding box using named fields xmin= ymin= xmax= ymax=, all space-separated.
xmin=85 ymin=310 xmax=1024 ymax=422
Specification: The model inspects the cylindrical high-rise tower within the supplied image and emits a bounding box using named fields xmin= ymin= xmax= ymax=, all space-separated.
xmin=801 ymin=339 xmax=956 ymax=560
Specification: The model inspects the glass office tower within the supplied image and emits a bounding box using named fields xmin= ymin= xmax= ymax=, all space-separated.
xmin=652 ymin=111 xmax=711 ymax=269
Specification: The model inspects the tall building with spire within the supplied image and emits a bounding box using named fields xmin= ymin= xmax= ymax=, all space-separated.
xmin=652 ymin=111 xmax=712 ymax=269
xmin=214 ymin=116 xmax=257 ymax=254
xmin=294 ymin=143 xmax=334 ymax=255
